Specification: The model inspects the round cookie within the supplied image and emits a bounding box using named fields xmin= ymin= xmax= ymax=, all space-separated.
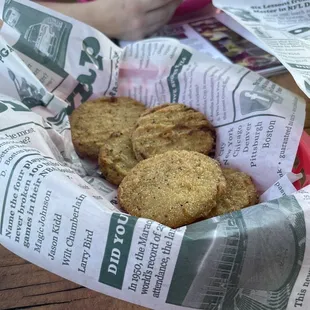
xmin=132 ymin=104 xmax=216 ymax=161
xmin=70 ymin=97 xmax=145 ymax=160
xmin=118 ymin=150 xmax=226 ymax=228
xmin=207 ymin=168 xmax=258 ymax=218
xmin=99 ymin=130 xmax=138 ymax=185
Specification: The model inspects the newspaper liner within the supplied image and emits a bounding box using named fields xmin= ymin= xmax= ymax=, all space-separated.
xmin=213 ymin=0 xmax=310 ymax=99
xmin=0 ymin=1 xmax=309 ymax=309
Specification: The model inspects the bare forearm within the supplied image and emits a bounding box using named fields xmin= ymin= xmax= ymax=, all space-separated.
xmin=35 ymin=0 xmax=182 ymax=40
xmin=35 ymin=2 xmax=114 ymax=35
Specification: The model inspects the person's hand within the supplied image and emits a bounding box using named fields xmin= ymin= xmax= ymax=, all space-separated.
xmin=37 ymin=0 xmax=182 ymax=40
xmin=88 ymin=0 xmax=183 ymax=40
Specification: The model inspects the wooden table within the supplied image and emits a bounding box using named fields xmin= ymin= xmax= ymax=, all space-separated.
xmin=0 ymin=73 xmax=309 ymax=310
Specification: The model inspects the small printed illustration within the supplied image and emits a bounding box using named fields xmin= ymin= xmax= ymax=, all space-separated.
xmin=3 ymin=1 xmax=73 ymax=73
xmin=239 ymin=88 xmax=283 ymax=115
xmin=8 ymin=69 xmax=45 ymax=108
xmin=289 ymin=26 xmax=310 ymax=35
xmin=223 ymin=7 xmax=260 ymax=22
xmin=23 ymin=17 xmax=65 ymax=62
xmin=252 ymin=27 xmax=272 ymax=39
xmin=46 ymin=107 xmax=67 ymax=126
xmin=166 ymin=196 xmax=305 ymax=309
xmin=288 ymin=26 xmax=310 ymax=39
xmin=305 ymin=80 xmax=310 ymax=93
xmin=4 ymin=6 xmax=20 ymax=27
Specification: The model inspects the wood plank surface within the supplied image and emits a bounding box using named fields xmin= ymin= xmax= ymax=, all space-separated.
xmin=0 ymin=73 xmax=309 ymax=310
xmin=0 ymin=245 xmax=145 ymax=309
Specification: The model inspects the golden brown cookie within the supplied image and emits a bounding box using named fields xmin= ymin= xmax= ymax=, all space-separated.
xmin=207 ymin=168 xmax=258 ymax=218
xmin=118 ymin=150 xmax=226 ymax=228
xmin=131 ymin=104 xmax=215 ymax=161
xmin=99 ymin=130 xmax=139 ymax=185
xmin=70 ymin=97 xmax=145 ymax=160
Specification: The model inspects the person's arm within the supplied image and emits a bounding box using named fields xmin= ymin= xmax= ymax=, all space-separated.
xmin=35 ymin=0 xmax=182 ymax=40
xmin=35 ymin=2 xmax=102 ymax=33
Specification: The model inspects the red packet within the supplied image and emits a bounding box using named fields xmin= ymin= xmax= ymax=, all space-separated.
xmin=174 ymin=0 xmax=211 ymax=16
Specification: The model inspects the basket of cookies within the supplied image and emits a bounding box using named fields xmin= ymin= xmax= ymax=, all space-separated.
xmin=71 ymin=99 xmax=261 ymax=228
xmin=0 ymin=1 xmax=309 ymax=310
